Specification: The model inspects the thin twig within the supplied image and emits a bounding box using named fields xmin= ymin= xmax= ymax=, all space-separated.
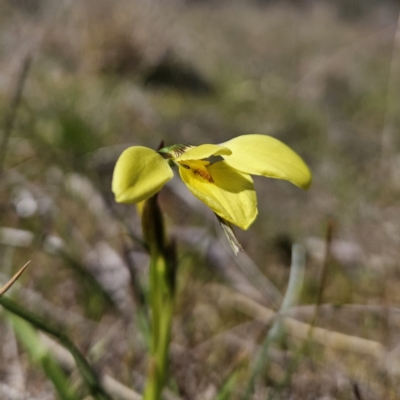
xmin=0 ymin=261 xmax=31 ymax=296
xmin=0 ymin=54 xmax=32 ymax=174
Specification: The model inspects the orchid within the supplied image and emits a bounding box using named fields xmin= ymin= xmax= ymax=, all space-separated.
xmin=112 ymin=134 xmax=311 ymax=249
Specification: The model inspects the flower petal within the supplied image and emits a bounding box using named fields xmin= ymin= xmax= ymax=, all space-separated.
xmin=179 ymin=161 xmax=257 ymax=230
xmin=112 ymin=146 xmax=173 ymax=204
xmin=221 ymin=134 xmax=312 ymax=189
xmin=175 ymin=144 xmax=232 ymax=162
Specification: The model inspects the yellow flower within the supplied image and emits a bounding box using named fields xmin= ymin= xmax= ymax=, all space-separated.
xmin=112 ymin=134 xmax=311 ymax=231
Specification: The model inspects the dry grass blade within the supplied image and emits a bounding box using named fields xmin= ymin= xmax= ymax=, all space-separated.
xmin=216 ymin=214 xmax=243 ymax=256
xmin=352 ymin=381 xmax=363 ymax=400
xmin=0 ymin=261 xmax=31 ymax=296
xmin=213 ymin=285 xmax=386 ymax=360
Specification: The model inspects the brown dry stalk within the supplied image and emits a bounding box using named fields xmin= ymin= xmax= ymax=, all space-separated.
xmin=212 ymin=285 xmax=386 ymax=360
xmin=0 ymin=55 xmax=32 ymax=174
xmin=0 ymin=261 xmax=31 ymax=296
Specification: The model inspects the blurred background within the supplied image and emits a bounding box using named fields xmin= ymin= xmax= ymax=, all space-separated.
xmin=1 ymin=0 xmax=400 ymax=398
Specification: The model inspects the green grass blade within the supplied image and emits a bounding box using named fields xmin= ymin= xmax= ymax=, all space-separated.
xmin=216 ymin=368 xmax=241 ymax=400
xmin=242 ymin=244 xmax=306 ymax=399
xmin=8 ymin=313 xmax=80 ymax=400
xmin=0 ymin=295 xmax=111 ymax=400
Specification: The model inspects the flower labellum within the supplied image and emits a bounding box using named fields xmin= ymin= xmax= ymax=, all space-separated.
xmin=112 ymin=134 xmax=311 ymax=253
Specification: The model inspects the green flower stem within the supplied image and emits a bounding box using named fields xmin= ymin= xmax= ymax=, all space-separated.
xmin=0 ymin=295 xmax=111 ymax=400
xmin=141 ymin=195 xmax=176 ymax=400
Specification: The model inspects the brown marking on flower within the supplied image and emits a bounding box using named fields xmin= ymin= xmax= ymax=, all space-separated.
xmin=172 ymin=144 xmax=194 ymax=158
xmin=193 ymin=167 xmax=214 ymax=183
xmin=173 ymin=147 xmax=186 ymax=157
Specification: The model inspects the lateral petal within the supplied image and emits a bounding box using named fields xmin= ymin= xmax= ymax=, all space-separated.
xmin=175 ymin=144 xmax=231 ymax=162
xmin=112 ymin=146 xmax=173 ymax=204
xmin=179 ymin=161 xmax=257 ymax=230
xmin=221 ymin=134 xmax=312 ymax=189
